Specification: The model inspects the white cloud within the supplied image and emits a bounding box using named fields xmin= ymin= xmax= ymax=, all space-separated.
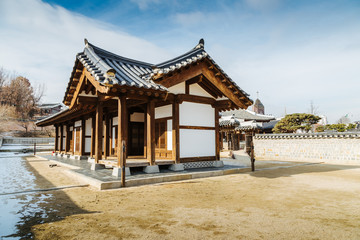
xmin=0 ymin=0 xmax=170 ymax=103
xmin=244 ymin=0 xmax=282 ymax=11
xmin=174 ymin=11 xmax=207 ymax=26
xmin=130 ymin=0 xmax=162 ymax=10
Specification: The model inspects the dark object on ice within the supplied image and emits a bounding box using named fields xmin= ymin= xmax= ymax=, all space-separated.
xmin=49 ymin=164 xmax=58 ymax=168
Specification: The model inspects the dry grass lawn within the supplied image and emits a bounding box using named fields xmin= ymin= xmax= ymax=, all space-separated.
xmin=26 ymin=156 xmax=360 ymax=240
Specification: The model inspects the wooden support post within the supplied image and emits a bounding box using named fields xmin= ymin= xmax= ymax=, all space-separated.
xmin=231 ymin=132 xmax=235 ymax=151
xmin=215 ymin=108 xmax=220 ymax=160
xmin=143 ymin=107 xmax=147 ymax=158
xmin=91 ymin=115 xmax=95 ymax=157
xmin=226 ymin=132 xmax=230 ymax=150
xmin=104 ymin=113 xmax=110 ymax=159
xmin=65 ymin=124 xmax=70 ymax=152
xmin=172 ymin=100 xmax=180 ymax=163
xmin=80 ymin=118 xmax=85 ymax=156
xmin=55 ymin=125 xmax=59 ymax=152
xmin=60 ymin=124 xmax=64 ymax=152
xmin=117 ymin=96 xmax=127 ymax=187
xmin=95 ymin=102 xmax=103 ymax=163
xmin=147 ymin=99 xmax=155 ymax=165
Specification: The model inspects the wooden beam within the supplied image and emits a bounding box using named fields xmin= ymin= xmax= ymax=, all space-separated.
xmin=147 ymin=99 xmax=155 ymax=165
xmin=54 ymin=125 xmax=59 ymax=151
xmin=91 ymin=115 xmax=95 ymax=157
xmin=177 ymin=94 xmax=215 ymax=105
xmin=104 ymin=113 xmax=110 ymax=159
xmin=172 ymin=100 xmax=179 ymax=163
xmin=213 ymin=99 xmax=232 ymax=109
xmin=80 ymin=118 xmax=85 ymax=156
xmin=69 ymin=72 xmax=86 ymax=109
xmin=155 ymin=63 xmax=203 ymax=88
xmin=179 ymin=125 xmax=215 ymax=130
xmin=83 ymin=68 xmax=109 ymax=94
xmin=117 ymin=95 xmax=127 ymax=187
xmin=215 ymin=108 xmax=220 ymax=160
xmin=77 ymin=96 xmax=98 ymax=105
xmin=95 ymin=101 xmax=103 ymax=163
xmin=60 ymin=124 xmax=64 ymax=151
xmin=201 ymin=66 xmax=248 ymax=109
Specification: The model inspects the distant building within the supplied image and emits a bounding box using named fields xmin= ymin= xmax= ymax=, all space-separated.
xmin=253 ymin=98 xmax=265 ymax=115
xmin=38 ymin=103 xmax=64 ymax=116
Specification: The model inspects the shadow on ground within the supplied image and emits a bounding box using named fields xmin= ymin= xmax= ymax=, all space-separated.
xmin=3 ymin=158 xmax=98 ymax=239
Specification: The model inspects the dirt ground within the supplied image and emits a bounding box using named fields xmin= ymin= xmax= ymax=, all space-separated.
xmin=25 ymin=156 xmax=360 ymax=240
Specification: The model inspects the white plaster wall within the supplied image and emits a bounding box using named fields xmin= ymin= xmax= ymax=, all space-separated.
xmin=112 ymin=127 xmax=116 ymax=148
xmin=190 ymin=84 xmax=214 ymax=98
xmin=74 ymin=120 xmax=81 ymax=127
xmin=167 ymin=119 xmax=172 ymax=151
xmin=62 ymin=127 xmax=66 ymax=135
xmin=130 ymin=112 xmax=144 ymax=122
xmin=155 ymin=105 xmax=172 ymax=119
xmin=179 ymin=102 xmax=214 ymax=127
xmin=180 ymin=129 xmax=215 ymax=157
xmin=62 ymin=137 xmax=65 ymax=150
xmin=113 ymin=116 xmax=118 ymax=126
xmin=69 ymin=126 xmax=73 ymax=131
xmin=168 ymin=82 xmax=185 ymax=94
xmin=85 ymin=138 xmax=91 ymax=153
xmin=85 ymin=118 xmax=92 ymax=135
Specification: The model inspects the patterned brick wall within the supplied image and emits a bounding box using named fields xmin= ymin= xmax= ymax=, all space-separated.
xmin=254 ymin=133 xmax=360 ymax=164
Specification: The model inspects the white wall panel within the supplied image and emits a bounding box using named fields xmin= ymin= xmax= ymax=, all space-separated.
xmin=155 ymin=105 xmax=172 ymax=119
xmin=113 ymin=116 xmax=118 ymax=126
xmin=85 ymin=138 xmax=91 ymax=152
xmin=179 ymin=102 xmax=214 ymax=127
xmin=74 ymin=120 xmax=81 ymax=127
xmin=62 ymin=126 xmax=66 ymax=135
xmin=168 ymin=82 xmax=185 ymax=94
xmin=85 ymin=118 xmax=92 ymax=135
xmin=180 ymin=129 xmax=215 ymax=157
xmin=167 ymin=120 xmax=172 ymax=151
xmin=190 ymin=84 xmax=214 ymax=98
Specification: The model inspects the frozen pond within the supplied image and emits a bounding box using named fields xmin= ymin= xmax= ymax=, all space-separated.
xmin=0 ymin=152 xmax=60 ymax=239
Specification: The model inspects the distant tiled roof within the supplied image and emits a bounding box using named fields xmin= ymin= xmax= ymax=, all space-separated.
xmin=77 ymin=40 xmax=167 ymax=91
xmin=219 ymin=115 xmax=241 ymax=127
xmin=222 ymin=109 xmax=275 ymax=122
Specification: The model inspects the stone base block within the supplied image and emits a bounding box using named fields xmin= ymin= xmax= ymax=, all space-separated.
xmin=143 ymin=165 xmax=160 ymax=174
xmin=168 ymin=164 xmax=184 ymax=172
xmin=70 ymin=155 xmax=88 ymax=160
xmin=213 ymin=160 xmax=224 ymax=168
xmin=87 ymin=158 xmax=95 ymax=163
xmin=91 ymin=163 xmax=105 ymax=171
xmin=112 ymin=167 xmax=131 ymax=177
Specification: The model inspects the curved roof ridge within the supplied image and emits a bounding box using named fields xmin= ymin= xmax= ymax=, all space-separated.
xmin=155 ymin=39 xmax=206 ymax=68
xmin=86 ymin=40 xmax=153 ymax=68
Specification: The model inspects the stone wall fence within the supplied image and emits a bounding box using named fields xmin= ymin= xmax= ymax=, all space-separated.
xmin=254 ymin=132 xmax=360 ymax=165
xmin=2 ymin=137 xmax=54 ymax=145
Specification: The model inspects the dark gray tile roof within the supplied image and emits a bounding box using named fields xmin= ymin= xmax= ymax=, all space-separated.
xmin=147 ymin=39 xmax=250 ymax=98
xmin=77 ymin=40 xmax=167 ymax=91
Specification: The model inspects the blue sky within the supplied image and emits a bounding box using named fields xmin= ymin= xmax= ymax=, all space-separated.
xmin=0 ymin=0 xmax=359 ymax=123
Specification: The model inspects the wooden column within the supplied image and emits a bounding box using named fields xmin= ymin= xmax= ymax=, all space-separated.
xmin=65 ymin=124 xmax=69 ymax=152
xmin=147 ymin=99 xmax=155 ymax=165
xmin=54 ymin=125 xmax=59 ymax=152
xmin=95 ymin=102 xmax=103 ymax=163
xmin=104 ymin=113 xmax=110 ymax=159
xmin=117 ymin=95 xmax=127 ymax=167
xmin=226 ymin=132 xmax=230 ymax=150
xmin=80 ymin=118 xmax=85 ymax=156
xmin=59 ymin=124 xmax=64 ymax=152
xmin=172 ymin=100 xmax=180 ymax=163
xmin=215 ymin=108 xmax=220 ymax=160
xmin=90 ymin=115 xmax=96 ymax=157
xmin=143 ymin=107 xmax=147 ymax=158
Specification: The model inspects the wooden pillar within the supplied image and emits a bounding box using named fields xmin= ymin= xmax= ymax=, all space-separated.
xmin=231 ymin=132 xmax=235 ymax=151
xmin=215 ymin=108 xmax=220 ymax=160
xmin=143 ymin=107 xmax=147 ymax=158
xmin=90 ymin=115 xmax=95 ymax=157
xmin=80 ymin=118 xmax=85 ymax=156
xmin=54 ymin=125 xmax=59 ymax=152
xmin=65 ymin=124 xmax=69 ymax=152
xmin=95 ymin=102 xmax=103 ymax=163
xmin=60 ymin=124 xmax=64 ymax=152
xmin=147 ymin=99 xmax=155 ymax=165
xmin=104 ymin=113 xmax=110 ymax=159
xmin=117 ymin=96 xmax=127 ymax=167
xmin=172 ymin=100 xmax=180 ymax=163
xmin=226 ymin=132 xmax=230 ymax=150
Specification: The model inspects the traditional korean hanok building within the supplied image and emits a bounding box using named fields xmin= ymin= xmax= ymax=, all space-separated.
xmin=36 ymin=39 xmax=252 ymax=175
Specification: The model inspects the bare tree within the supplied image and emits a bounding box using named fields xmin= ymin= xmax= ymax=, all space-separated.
xmin=308 ymin=100 xmax=319 ymax=115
